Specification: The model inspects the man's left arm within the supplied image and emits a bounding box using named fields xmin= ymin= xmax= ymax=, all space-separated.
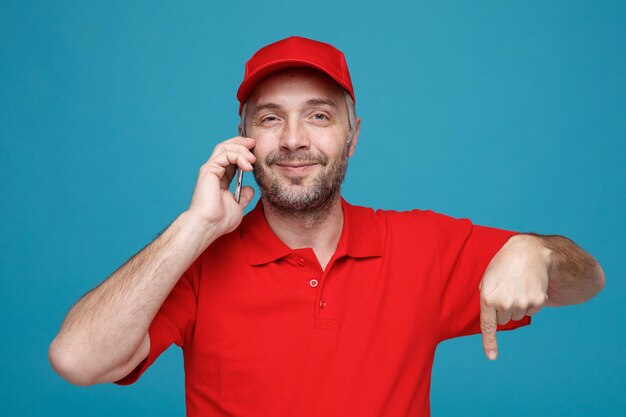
xmin=479 ymin=233 xmax=605 ymax=360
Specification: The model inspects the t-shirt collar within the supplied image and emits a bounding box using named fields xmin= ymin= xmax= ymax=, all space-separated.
xmin=240 ymin=198 xmax=384 ymax=266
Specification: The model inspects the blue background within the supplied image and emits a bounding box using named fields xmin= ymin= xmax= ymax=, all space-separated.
xmin=1 ymin=1 xmax=624 ymax=416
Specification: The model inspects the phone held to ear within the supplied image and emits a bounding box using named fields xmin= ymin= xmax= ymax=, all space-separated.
xmin=234 ymin=169 xmax=243 ymax=203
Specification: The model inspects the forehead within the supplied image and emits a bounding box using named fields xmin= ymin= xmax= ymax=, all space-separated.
xmin=247 ymin=68 xmax=345 ymax=109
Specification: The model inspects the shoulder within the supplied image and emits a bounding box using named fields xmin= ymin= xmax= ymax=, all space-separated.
xmin=344 ymin=201 xmax=463 ymax=243
xmin=348 ymin=201 xmax=464 ymax=229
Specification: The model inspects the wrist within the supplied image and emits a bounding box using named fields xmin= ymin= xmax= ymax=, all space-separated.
xmin=177 ymin=211 xmax=222 ymax=250
xmin=514 ymin=233 xmax=554 ymax=270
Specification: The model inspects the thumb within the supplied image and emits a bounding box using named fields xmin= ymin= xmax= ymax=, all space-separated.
xmin=238 ymin=186 xmax=255 ymax=208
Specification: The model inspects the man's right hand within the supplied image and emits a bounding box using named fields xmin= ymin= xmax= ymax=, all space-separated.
xmin=187 ymin=136 xmax=257 ymax=236
xmin=48 ymin=136 xmax=257 ymax=386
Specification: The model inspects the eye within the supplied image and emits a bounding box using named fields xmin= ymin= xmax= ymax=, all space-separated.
xmin=259 ymin=115 xmax=281 ymax=125
xmin=313 ymin=113 xmax=329 ymax=120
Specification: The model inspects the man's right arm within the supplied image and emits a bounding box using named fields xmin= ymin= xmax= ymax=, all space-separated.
xmin=48 ymin=137 xmax=256 ymax=386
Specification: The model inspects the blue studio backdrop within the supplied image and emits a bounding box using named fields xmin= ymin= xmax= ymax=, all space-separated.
xmin=1 ymin=1 xmax=624 ymax=416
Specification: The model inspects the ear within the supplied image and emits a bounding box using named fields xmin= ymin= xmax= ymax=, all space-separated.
xmin=347 ymin=117 xmax=361 ymax=157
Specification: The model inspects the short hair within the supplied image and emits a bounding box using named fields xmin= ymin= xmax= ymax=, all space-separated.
xmin=238 ymin=88 xmax=357 ymax=144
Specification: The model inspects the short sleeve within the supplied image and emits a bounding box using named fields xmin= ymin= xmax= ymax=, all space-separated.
xmin=432 ymin=212 xmax=531 ymax=341
xmin=114 ymin=255 xmax=201 ymax=385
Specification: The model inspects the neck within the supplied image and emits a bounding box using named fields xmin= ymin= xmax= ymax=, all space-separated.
xmin=262 ymin=195 xmax=344 ymax=270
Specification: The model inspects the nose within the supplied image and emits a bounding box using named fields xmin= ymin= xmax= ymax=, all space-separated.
xmin=279 ymin=118 xmax=310 ymax=151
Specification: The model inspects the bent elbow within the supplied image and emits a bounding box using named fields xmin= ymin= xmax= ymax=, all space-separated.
xmin=594 ymin=262 xmax=606 ymax=295
xmin=48 ymin=338 xmax=98 ymax=386
xmin=579 ymin=261 xmax=606 ymax=304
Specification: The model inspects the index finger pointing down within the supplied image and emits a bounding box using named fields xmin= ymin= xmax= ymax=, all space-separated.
xmin=480 ymin=301 xmax=499 ymax=360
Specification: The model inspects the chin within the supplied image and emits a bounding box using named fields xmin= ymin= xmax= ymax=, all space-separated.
xmin=285 ymin=176 xmax=305 ymax=186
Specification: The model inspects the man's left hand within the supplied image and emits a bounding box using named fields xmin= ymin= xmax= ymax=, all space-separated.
xmin=479 ymin=234 xmax=553 ymax=360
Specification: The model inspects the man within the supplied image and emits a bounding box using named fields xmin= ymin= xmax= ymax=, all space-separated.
xmin=49 ymin=36 xmax=605 ymax=416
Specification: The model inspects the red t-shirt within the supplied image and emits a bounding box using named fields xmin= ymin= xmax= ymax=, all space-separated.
xmin=116 ymin=199 xmax=529 ymax=416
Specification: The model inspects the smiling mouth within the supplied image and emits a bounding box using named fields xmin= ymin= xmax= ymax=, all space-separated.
xmin=273 ymin=162 xmax=319 ymax=175
xmin=275 ymin=162 xmax=318 ymax=168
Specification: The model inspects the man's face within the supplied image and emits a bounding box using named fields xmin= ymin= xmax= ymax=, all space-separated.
xmin=245 ymin=68 xmax=359 ymax=212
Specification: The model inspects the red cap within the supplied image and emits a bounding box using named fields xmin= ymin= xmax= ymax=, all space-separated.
xmin=237 ymin=36 xmax=355 ymax=114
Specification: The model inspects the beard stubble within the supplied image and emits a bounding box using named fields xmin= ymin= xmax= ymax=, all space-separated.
xmin=252 ymin=146 xmax=349 ymax=219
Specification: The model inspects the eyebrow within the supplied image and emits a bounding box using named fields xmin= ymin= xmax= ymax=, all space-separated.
xmin=251 ymin=103 xmax=281 ymax=118
xmin=252 ymin=98 xmax=339 ymax=118
xmin=305 ymin=98 xmax=338 ymax=108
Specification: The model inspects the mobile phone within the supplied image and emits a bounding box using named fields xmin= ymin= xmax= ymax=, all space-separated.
xmin=234 ymin=169 xmax=243 ymax=203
